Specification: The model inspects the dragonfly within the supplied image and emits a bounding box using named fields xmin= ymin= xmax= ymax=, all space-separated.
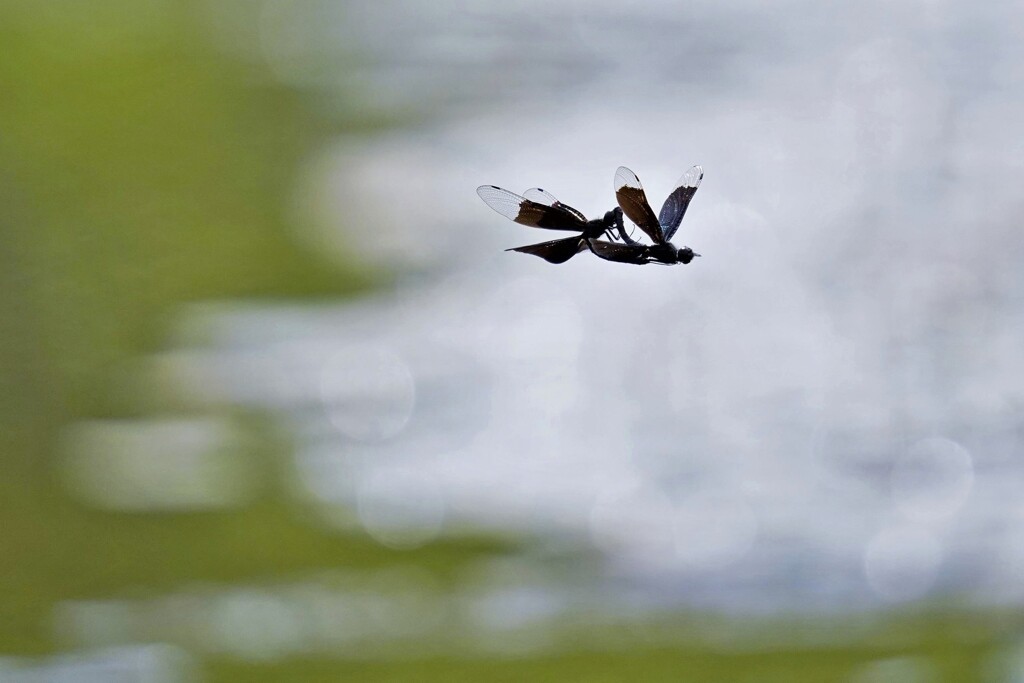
xmin=476 ymin=184 xmax=626 ymax=264
xmin=586 ymin=165 xmax=703 ymax=266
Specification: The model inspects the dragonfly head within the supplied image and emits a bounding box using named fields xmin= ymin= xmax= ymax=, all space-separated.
xmin=677 ymin=247 xmax=700 ymax=264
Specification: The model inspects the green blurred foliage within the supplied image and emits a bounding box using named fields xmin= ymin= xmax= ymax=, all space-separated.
xmin=0 ymin=0 xmax=461 ymax=658
xmin=0 ymin=0 xmax=370 ymax=436
xmin=212 ymin=628 xmax=991 ymax=683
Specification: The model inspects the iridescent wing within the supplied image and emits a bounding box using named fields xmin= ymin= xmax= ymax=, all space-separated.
xmin=614 ymin=167 xmax=664 ymax=244
xmin=507 ymin=236 xmax=587 ymax=264
xmin=658 ymin=165 xmax=702 ymax=242
xmin=522 ymin=187 xmax=587 ymax=223
xmin=586 ymin=239 xmax=650 ymax=265
xmin=477 ymin=185 xmax=586 ymax=231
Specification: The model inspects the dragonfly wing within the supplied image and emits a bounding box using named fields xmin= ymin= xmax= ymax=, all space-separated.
xmin=523 ymin=187 xmax=587 ymax=222
xmin=614 ymin=167 xmax=664 ymax=244
xmin=477 ymin=185 xmax=585 ymax=231
xmin=522 ymin=187 xmax=559 ymax=205
xmin=507 ymin=236 xmax=586 ymax=264
xmin=658 ymin=165 xmax=703 ymax=242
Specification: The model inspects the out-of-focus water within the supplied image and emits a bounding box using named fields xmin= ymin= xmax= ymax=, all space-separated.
xmin=65 ymin=0 xmax=1024 ymax=620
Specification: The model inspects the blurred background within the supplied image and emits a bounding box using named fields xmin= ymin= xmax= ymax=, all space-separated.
xmin=2 ymin=0 xmax=1024 ymax=680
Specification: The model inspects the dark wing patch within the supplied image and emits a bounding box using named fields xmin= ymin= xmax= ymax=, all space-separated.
xmin=658 ymin=165 xmax=702 ymax=242
xmin=586 ymin=239 xmax=650 ymax=265
xmin=614 ymin=167 xmax=664 ymax=244
xmin=477 ymin=185 xmax=585 ymax=231
xmin=523 ymin=187 xmax=587 ymax=223
xmin=507 ymin=236 xmax=586 ymax=264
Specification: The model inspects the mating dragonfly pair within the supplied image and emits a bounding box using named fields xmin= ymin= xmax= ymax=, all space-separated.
xmin=476 ymin=165 xmax=702 ymax=266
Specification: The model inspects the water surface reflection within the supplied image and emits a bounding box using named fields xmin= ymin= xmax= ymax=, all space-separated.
xmin=57 ymin=0 xmax=1024 ymax=650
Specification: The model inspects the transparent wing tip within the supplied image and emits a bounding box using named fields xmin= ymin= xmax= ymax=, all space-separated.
xmin=476 ymin=184 xmax=528 ymax=220
xmin=680 ymin=165 xmax=703 ymax=188
xmin=522 ymin=187 xmax=559 ymax=205
xmin=614 ymin=166 xmax=641 ymax=190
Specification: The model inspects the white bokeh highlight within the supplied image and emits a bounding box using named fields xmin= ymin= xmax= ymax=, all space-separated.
xmin=357 ymin=467 xmax=446 ymax=549
xmin=320 ymin=345 xmax=416 ymax=442
xmin=157 ymin=0 xmax=1024 ymax=615
xmin=863 ymin=525 xmax=943 ymax=603
xmin=890 ymin=437 xmax=974 ymax=522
